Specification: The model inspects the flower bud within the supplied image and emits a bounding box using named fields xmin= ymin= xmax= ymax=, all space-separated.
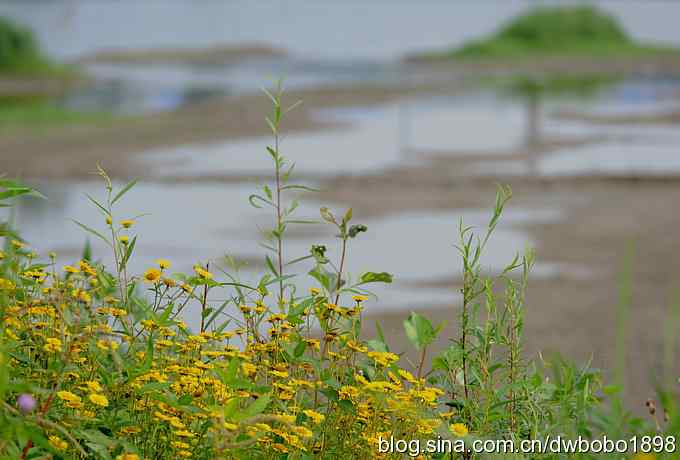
xmin=17 ymin=394 xmax=36 ymax=414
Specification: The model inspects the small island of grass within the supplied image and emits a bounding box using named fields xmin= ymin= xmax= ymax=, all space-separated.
xmin=0 ymin=16 xmax=113 ymax=130
xmin=414 ymin=6 xmax=679 ymax=62
xmin=0 ymin=16 xmax=62 ymax=76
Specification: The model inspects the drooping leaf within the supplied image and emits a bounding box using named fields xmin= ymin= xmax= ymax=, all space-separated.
xmin=358 ymin=272 xmax=393 ymax=285
xmin=111 ymin=178 xmax=138 ymax=205
xmin=72 ymin=219 xmax=111 ymax=247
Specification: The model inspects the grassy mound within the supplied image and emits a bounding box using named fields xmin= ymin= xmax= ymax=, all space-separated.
xmin=0 ymin=16 xmax=71 ymax=78
xmin=0 ymin=16 xmax=58 ymax=75
xmin=432 ymin=6 xmax=672 ymax=60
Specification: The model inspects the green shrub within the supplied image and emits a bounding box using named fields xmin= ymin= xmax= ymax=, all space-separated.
xmin=450 ymin=6 xmax=662 ymax=59
xmin=0 ymin=16 xmax=49 ymax=73
xmin=498 ymin=7 xmax=629 ymax=48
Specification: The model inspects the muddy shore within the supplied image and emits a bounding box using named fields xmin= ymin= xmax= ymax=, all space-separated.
xmin=73 ymin=44 xmax=286 ymax=65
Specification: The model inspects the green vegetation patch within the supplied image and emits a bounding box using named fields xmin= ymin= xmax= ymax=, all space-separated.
xmin=0 ymin=96 xmax=114 ymax=132
xmin=0 ymin=16 xmax=47 ymax=73
xmin=427 ymin=6 xmax=677 ymax=60
xmin=0 ymin=16 xmax=73 ymax=76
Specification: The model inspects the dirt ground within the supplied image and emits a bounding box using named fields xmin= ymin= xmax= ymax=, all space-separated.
xmin=0 ymin=83 xmax=423 ymax=180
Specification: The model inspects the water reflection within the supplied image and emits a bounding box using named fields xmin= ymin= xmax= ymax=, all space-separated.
xmin=144 ymin=77 xmax=680 ymax=182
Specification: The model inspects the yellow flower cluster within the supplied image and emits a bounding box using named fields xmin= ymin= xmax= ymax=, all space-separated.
xmin=0 ymin=247 xmax=468 ymax=459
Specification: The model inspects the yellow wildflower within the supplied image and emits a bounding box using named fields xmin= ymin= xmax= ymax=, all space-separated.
xmin=116 ymin=455 xmax=140 ymax=460
xmin=450 ymin=423 xmax=469 ymax=437
xmin=143 ymin=268 xmax=161 ymax=283
xmin=193 ymin=265 xmax=213 ymax=280
xmin=119 ymin=426 xmax=142 ymax=435
xmin=292 ymin=426 xmax=313 ymax=438
xmin=79 ymin=260 xmax=97 ymax=276
xmin=339 ymin=385 xmax=359 ymax=401
xmin=88 ymin=393 xmax=109 ymax=407
xmin=397 ymin=369 xmax=419 ymax=384
xmin=48 ymin=435 xmax=68 ymax=450
xmin=57 ymin=391 xmax=81 ymax=404
xmin=83 ymin=381 xmax=103 ymax=392
xmin=120 ymin=219 xmax=135 ymax=228
xmin=156 ymin=258 xmax=171 ymax=270
xmin=44 ymin=338 xmax=62 ymax=353
xmin=303 ymin=409 xmax=325 ymax=424
xmin=367 ymin=351 xmax=400 ymax=367
xmin=170 ymin=417 xmax=186 ymax=429
xmin=347 ymin=340 xmax=368 ymax=353
xmin=269 ymin=369 xmax=289 ymax=379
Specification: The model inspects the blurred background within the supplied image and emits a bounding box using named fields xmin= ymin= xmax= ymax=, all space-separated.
xmin=2 ymin=0 xmax=680 ymax=405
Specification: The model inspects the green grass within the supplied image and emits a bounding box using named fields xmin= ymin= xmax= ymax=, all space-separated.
xmin=0 ymin=97 xmax=113 ymax=132
xmin=0 ymin=16 xmax=75 ymax=78
xmin=421 ymin=6 xmax=679 ymax=61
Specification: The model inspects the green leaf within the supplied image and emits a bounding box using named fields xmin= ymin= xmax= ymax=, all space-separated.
xmin=81 ymin=238 xmax=92 ymax=262
xmin=309 ymin=266 xmax=332 ymax=291
xmin=265 ymin=255 xmax=279 ymax=276
xmin=111 ymin=178 xmax=138 ymax=205
xmin=320 ymin=207 xmax=336 ymax=224
xmin=343 ymin=208 xmax=353 ymax=224
xmin=285 ymin=254 xmax=313 ymax=267
xmin=85 ymin=193 xmax=110 ymax=217
xmin=285 ymin=219 xmax=319 ymax=225
xmin=320 ymin=388 xmax=339 ymax=402
xmin=263 ymin=184 xmax=273 ymax=200
xmin=266 ymin=146 xmax=278 ymax=160
xmin=374 ymin=321 xmax=390 ymax=352
xmin=249 ymin=194 xmax=273 ymax=209
xmin=358 ymin=272 xmax=393 ymax=285
xmin=0 ymin=346 xmax=8 ymax=400
xmin=294 ymin=340 xmax=307 ymax=358
xmin=0 ymin=188 xmax=32 ymax=201
xmin=280 ymin=184 xmax=320 ymax=192
xmin=220 ymin=397 xmax=241 ymax=420
xmin=178 ymin=394 xmax=193 ymax=405
xmin=403 ymin=312 xmax=442 ymax=350
xmin=288 ymin=297 xmax=314 ymax=319
xmin=367 ymin=339 xmax=388 ymax=353
xmin=238 ymin=393 xmax=271 ymax=420
xmin=72 ymin=219 xmax=111 ymax=247
xmin=119 ymin=235 xmax=137 ymax=270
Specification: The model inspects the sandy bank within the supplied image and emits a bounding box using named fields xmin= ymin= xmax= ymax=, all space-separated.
xmin=74 ymin=43 xmax=286 ymax=65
